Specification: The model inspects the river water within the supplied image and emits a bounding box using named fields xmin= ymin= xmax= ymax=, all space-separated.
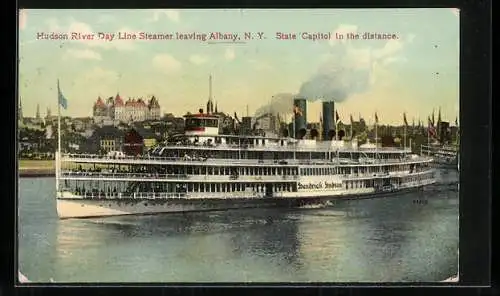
xmin=18 ymin=169 xmax=458 ymax=283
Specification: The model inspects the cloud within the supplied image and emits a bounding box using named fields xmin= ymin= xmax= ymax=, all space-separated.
xmin=329 ymin=24 xmax=358 ymax=46
xmin=152 ymin=54 xmax=182 ymax=73
xmin=297 ymin=29 xmax=407 ymax=102
xmin=152 ymin=10 xmax=180 ymax=23
xmin=64 ymin=48 xmax=102 ymax=60
xmin=373 ymin=39 xmax=404 ymax=59
xmin=381 ymin=56 xmax=408 ymax=66
xmin=46 ymin=18 xmax=61 ymax=32
xmin=224 ymin=48 xmax=235 ymax=61
xmin=19 ymin=9 xmax=27 ymax=30
xmin=81 ymin=67 xmax=120 ymax=83
xmin=189 ymin=54 xmax=208 ymax=65
xmin=407 ymin=33 xmax=416 ymax=43
xmin=97 ymin=14 xmax=116 ymax=23
xmin=248 ymin=59 xmax=273 ymax=71
xmin=72 ymin=67 xmax=120 ymax=100
xmin=68 ymin=21 xmax=93 ymax=36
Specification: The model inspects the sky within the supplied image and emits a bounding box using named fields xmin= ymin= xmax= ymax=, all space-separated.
xmin=18 ymin=8 xmax=460 ymax=125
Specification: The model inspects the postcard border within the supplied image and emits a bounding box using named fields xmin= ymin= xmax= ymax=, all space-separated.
xmin=8 ymin=1 xmax=492 ymax=294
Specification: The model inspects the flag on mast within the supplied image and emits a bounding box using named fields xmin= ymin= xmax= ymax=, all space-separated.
xmin=375 ymin=112 xmax=379 ymax=124
xmin=57 ymin=79 xmax=68 ymax=110
xmin=334 ymin=110 xmax=340 ymax=140
xmin=428 ymin=116 xmax=436 ymax=137
xmin=437 ymin=107 xmax=442 ymax=128
xmin=350 ymin=114 xmax=354 ymax=139
xmin=293 ymin=105 xmax=302 ymax=117
xmin=403 ymin=113 xmax=408 ymax=126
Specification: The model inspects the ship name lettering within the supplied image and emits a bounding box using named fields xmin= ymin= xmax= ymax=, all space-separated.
xmin=297 ymin=182 xmax=323 ymax=190
xmin=324 ymin=182 xmax=341 ymax=189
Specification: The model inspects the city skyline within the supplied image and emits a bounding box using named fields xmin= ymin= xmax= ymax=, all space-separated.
xmin=19 ymin=8 xmax=460 ymax=125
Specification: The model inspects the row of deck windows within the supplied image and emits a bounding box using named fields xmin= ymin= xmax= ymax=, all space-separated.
xmin=64 ymin=180 xmax=297 ymax=194
xmin=65 ymin=162 xmax=429 ymax=177
xmin=62 ymin=172 xmax=434 ymax=196
xmin=157 ymin=149 xmax=407 ymax=161
xmin=299 ymin=164 xmax=426 ymax=176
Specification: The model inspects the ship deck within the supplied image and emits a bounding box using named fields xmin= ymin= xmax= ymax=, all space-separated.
xmin=60 ymin=154 xmax=433 ymax=166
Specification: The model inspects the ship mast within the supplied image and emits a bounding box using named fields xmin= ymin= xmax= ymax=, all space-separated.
xmin=209 ymin=74 xmax=213 ymax=114
xmin=209 ymin=74 xmax=212 ymax=101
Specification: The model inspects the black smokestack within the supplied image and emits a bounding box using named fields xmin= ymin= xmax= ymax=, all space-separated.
xmin=310 ymin=128 xmax=319 ymax=139
xmin=328 ymin=130 xmax=336 ymax=140
xmin=297 ymin=128 xmax=307 ymax=140
xmin=322 ymin=101 xmax=335 ymax=140
xmin=338 ymin=130 xmax=346 ymax=140
xmin=293 ymin=97 xmax=307 ymax=139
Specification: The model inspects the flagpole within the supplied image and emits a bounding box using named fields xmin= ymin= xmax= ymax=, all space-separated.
xmin=334 ymin=105 xmax=338 ymax=141
xmin=350 ymin=115 xmax=353 ymax=140
xmin=427 ymin=118 xmax=430 ymax=155
xmin=404 ymin=124 xmax=407 ymax=153
xmin=336 ymin=120 xmax=338 ymax=141
xmin=373 ymin=112 xmax=378 ymax=158
xmin=56 ymin=80 xmax=61 ymax=192
xmin=58 ymin=95 xmax=61 ymax=156
xmin=375 ymin=121 xmax=378 ymax=158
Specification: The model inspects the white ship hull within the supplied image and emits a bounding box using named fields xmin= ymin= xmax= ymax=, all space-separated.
xmin=56 ymin=180 xmax=435 ymax=219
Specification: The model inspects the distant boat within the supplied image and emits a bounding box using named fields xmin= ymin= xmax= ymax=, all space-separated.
xmin=420 ymin=144 xmax=459 ymax=170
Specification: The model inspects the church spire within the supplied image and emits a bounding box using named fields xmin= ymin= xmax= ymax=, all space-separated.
xmin=206 ymin=74 xmax=214 ymax=114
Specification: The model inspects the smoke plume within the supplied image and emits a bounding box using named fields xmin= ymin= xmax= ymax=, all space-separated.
xmin=298 ymin=46 xmax=372 ymax=102
xmin=254 ymin=39 xmax=398 ymax=115
xmin=254 ymin=93 xmax=295 ymax=117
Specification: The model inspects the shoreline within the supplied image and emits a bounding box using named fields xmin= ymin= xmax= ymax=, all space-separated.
xmin=19 ymin=171 xmax=55 ymax=177
xmin=19 ymin=160 xmax=55 ymax=177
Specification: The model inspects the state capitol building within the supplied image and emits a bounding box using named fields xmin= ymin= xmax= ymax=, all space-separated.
xmin=92 ymin=94 xmax=161 ymax=123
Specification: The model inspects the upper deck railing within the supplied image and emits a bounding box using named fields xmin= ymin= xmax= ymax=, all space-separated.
xmin=59 ymin=171 xmax=301 ymax=181
xmin=60 ymin=153 xmax=433 ymax=166
xmin=158 ymin=141 xmax=412 ymax=153
xmin=59 ymin=167 xmax=434 ymax=182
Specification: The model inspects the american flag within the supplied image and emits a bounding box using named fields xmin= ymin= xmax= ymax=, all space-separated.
xmin=293 ymin=105 xmax=302 ymax=117
xmin=428 ymin=116 xmax=436 ymax=137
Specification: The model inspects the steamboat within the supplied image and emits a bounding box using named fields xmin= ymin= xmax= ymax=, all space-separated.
xmin=421 ymin=144 xmax=459 ymax=170
xmin=55 ymin=99 xmax=436 ymax=219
